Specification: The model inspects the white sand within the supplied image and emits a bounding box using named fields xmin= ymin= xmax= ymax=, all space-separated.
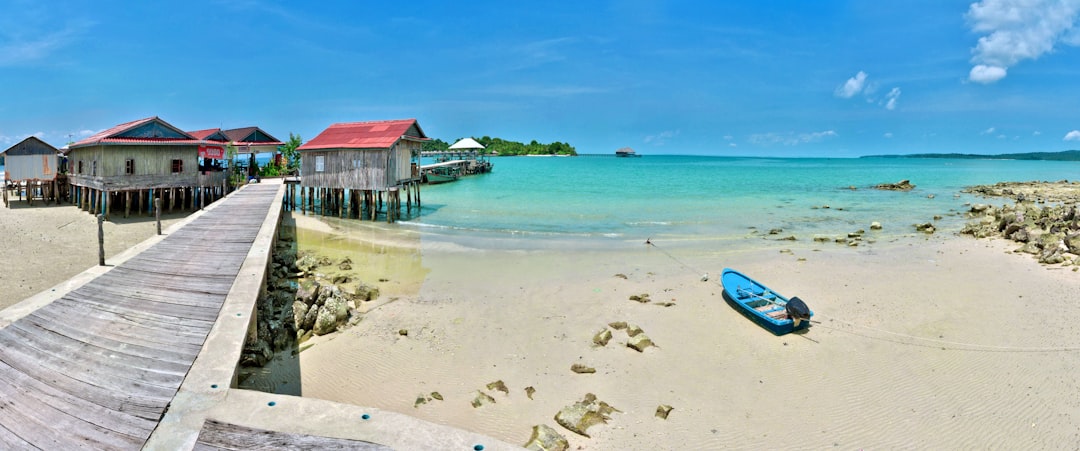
xmin=288 ymin=215 xmax=1080 ymax=449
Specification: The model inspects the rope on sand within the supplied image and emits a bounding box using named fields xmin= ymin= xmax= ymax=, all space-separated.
xmin=645 ymin=238 xmax=1080 ymax=353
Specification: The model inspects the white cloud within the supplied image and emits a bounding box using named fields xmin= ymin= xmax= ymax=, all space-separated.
xmin=966 ymin=0 xmax=1080 ymax=83
xmin=1064 ymin=130 xmax=1080 ymax=141
xmin=884 ymin=132 xmax=894 ymax=138
xmin=884 ymin=87 xmax=901 ymax=110
xmin=835 ymin=71 xmax=868 ymax=98
xmin=981 ymin=127 xmax=996 ymax=135
xmin=1033 ymin=130 xmax=1042 ymax=136
xmin=729 ymin=142 xmax=737 ymax=148
xmin=969 ymin=64 xmax=1008 ymax=84
xmin=748 ymin=130 xmax=838 ymax=146
xmin=644 ymin=129 xmax=680 ymax=146
xmin=723 ymin=135 xmax=733 ymax=140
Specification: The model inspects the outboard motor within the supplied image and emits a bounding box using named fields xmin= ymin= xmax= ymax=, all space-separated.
xmin=786 ymin=297 xmax=812 ymax=327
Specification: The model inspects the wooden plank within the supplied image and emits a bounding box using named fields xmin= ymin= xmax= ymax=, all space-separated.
xmin=36 ymin=298 xmax=211 ymax=349
xmin=0 ymin=329 xmax=179 ymax=400
xmin=194 ymin=420 xmax=391 ymax=451
xmin=0 ymin=345 xmax=165 ymax=421
xmin=19 ymin=312 xmax=195 ymax=365
xmin=27 ymin=307 xmax=203 ymax=357
xmin=0 ymin=359 xmax=152 ymax=446
xmin=4 ymin=322 xmax=188 ymax=382
xmin=58 ymin=293 xmax=220 ymax=333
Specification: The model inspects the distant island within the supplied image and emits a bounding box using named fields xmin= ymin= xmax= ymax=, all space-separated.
xmin=864 ymin=149 xmax=1080 ymax=161
xmin=423 ymin=136 xmax=577 ymax=156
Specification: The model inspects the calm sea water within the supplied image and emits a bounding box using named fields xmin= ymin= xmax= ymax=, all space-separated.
xmin=400 ymin=155 xmax=1080 ymax=250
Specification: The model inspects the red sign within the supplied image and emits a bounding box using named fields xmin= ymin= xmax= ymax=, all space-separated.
xmin=199 ymin=145 xmax=226 ymax=159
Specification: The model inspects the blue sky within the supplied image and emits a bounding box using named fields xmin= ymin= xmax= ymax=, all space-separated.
xmin=2 ymin=0 xmax=1079 ymax=157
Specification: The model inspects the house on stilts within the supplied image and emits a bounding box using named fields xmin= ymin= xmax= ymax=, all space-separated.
xmin=188 ymin=126 xmax=285 ymax=176
xmin=1 ymin=136 xmax=64 ymax=207
xmin=296 ymin=118 xmax=427 ymax=221
xmin=63 ymin=116 xmax=231 ymax=218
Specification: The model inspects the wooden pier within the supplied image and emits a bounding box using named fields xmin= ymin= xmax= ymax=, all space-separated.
xmin=0 ymin=179 xmax=512 ymax=450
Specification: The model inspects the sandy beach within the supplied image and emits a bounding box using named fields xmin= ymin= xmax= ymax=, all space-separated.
xmin=0 ymin=199 xmax=187 ymax=307
xmin=273 ymin=213 xmax=1080 ymax=449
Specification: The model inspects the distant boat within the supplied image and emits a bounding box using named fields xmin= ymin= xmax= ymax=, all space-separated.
xmin=615 ymin=147 xmax=641 ymax=157
xmin=422 ymin=168 xmax=458 ymax=184
xmin=720 ymin=268 xmax=813 ymax=335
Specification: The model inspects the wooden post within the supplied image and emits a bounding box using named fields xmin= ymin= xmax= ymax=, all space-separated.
xmin=169 ymin=188 xmax=175 ymax=213
xmin=155 ymin=197 xmax=162 ymax=235
xmin=2 ymin=183 xmax=7 ymax=208
xmin=339 ymin=189 xmax=345 ymax=219
xmin=124 ymin=191 xmax=131 ymax=218
xmin=97 ymin=214 xmax=105 ymax=266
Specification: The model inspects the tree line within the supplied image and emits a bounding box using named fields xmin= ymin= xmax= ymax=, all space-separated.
xmin=422 ymin=136 xmax=577 ymax=156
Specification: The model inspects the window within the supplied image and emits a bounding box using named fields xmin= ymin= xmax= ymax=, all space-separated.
xmin=125 ymin=159 xmax=135 ymax=175
xmin=315 ymin=155 xmax=325 ymax=172
xmin=76 ymin=160 xmax=83 ymax=174
xmin=171 ymin=159 xmax=183 ymax=174
xmin=91 ymin=161 xmax=97 ymax=176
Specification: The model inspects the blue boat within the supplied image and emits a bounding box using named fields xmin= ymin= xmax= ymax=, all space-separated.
xmin=720 ymin=268 xmax=813 ymax=335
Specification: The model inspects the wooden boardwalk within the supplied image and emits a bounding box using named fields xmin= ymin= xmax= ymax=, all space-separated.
xmin=0 ymin=183 xmax=281 ymax=449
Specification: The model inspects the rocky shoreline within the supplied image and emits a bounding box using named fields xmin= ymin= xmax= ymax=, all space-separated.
xmin=960 ymin=180 xmax=1080 ymax=269
xmin=239 ymin=226 xmax=384 ymax=373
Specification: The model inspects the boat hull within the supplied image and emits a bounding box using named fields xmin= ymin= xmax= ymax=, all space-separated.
xmin=720 ymin=268 xmax=812 ymax=335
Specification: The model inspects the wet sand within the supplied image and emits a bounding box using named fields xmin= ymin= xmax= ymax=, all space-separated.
xmin=286 ymin=213 xmax=1080 ymax=449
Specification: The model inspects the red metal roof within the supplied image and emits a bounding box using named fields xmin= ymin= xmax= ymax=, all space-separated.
xmin=298 ymin=119 xmax=428 ymax=151
xmin=188 ymin=128 xmax=224 ymax=140
xmin=68 ymin=116 xmax=204 ymax=151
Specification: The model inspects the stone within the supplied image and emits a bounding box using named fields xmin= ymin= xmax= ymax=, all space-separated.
xmin=301 ymin=303 xmax=319 ymax=331
xmin=295 ymin=254 xmax=319 ymax=273
xmin=292 ymin=301 xmax=309 ymax=330
xmin=779 ymin=235 xmax=797 ymax=241
xmin=614 ymin=273 xmax=628 ymax=279
xmin=554 ymin=393 xmax=620 ymax=438
xmin=471 ymin=391 xmax=496 ymax=408
xmin=525 ymin=386 xmax=536 ymax=400
xmin=398 ymin=329 xmax=408 ymax=336
xmin=414 ymin=395 xmax=427 ymax=408
xmin=430 ymin=392 xmax=443 ymax=401
xmin=608 ymin=321 xmax=628 ymax=330
xmin=870 ymin=221 xmax=882 ymax=230
xmin=354 ymin=283 xmax=381 ymax=302
xmin=524 ymin=424 xmax=569 ymax=451
xmin=914 ymin=223 xmax=935 ymax=234
xmin=655 ymin=404 xmax=674 ymax=419
xmin=813 ymin=236 xmax=830 ymax=243
xmin=626 ymin=324 xmax=645 ymax=337
xmin=874 ymin=179 xmax=915 ymax=191
xmin=312 ymin=306 xmax=339 ymax=336
xmin=571 ymin=363 xmax=596 ymax=374
xmin=593 ymin=328 xmax=613 ymax=346
xmin=768 ymin=228 xmax=783 ymax=235
xmin=295 ymin=280 xmax=320 ymax=305
xmin=627 ymin=334 xmax=655 ymax=352
xmin=486 ymin=380 xmax=509 ymax=395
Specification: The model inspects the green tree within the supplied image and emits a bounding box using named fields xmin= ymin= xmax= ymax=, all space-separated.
xmin=281 ymin=133 xmax=302 ymax=171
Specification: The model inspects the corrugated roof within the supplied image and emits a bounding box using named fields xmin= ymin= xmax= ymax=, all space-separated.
xmin=188 ymin=128 xmax=227 ymax=141
xmin=1 ymin=136 xmax=59 ymax=156
xmin=68 ymin=116 xmax=203 ymax=151
xmin=223 ymin=126 xmax=284 ymax=146
xmin=298 ymin=119 xmax=427 ymax=151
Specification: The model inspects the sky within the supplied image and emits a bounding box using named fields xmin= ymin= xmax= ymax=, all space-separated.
xmin=2 ymin=0 xmax=1080 ymax=157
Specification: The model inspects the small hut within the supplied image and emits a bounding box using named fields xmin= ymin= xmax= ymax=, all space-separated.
xmin=1 ymin=136 xmax=63 ymax=207
xmin=296 ymin=119 xmax=428 ymax=221
xmin=189 ymin=126 xmax=285 ymax=176
xmin=64 ymin=116 xmax=230 ymax=218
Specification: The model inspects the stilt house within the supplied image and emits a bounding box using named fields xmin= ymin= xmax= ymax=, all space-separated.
xmin=296 ymin=119 xmax=427 ymax=221
xmin=189 ymin=126 xmax=284 ymax=175
xmin=64 ymin=116 xmax=230 ymax=217
xmin=1 ymin=136 xmax=63 ymax=206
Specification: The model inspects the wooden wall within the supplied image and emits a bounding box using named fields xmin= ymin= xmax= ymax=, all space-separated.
xmin=66 ymin=144 xmax=202 ymax=190
xmin=300 ymin=142 xmax=420 ymax=190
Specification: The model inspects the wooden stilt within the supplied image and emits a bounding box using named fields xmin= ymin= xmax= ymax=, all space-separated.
xmin=125 ymin=191 xmax=131 ymax=218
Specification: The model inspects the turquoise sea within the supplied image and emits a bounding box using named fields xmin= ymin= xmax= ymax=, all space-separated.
xmin=402 ymin=155 xmax=1080 ymax=251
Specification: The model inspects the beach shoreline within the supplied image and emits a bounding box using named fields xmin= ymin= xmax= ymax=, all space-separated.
xmin=4 ymin=183 xmax=1079 ymax=449
xmin=265 ymin=210 xmax=1080 ymax=449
